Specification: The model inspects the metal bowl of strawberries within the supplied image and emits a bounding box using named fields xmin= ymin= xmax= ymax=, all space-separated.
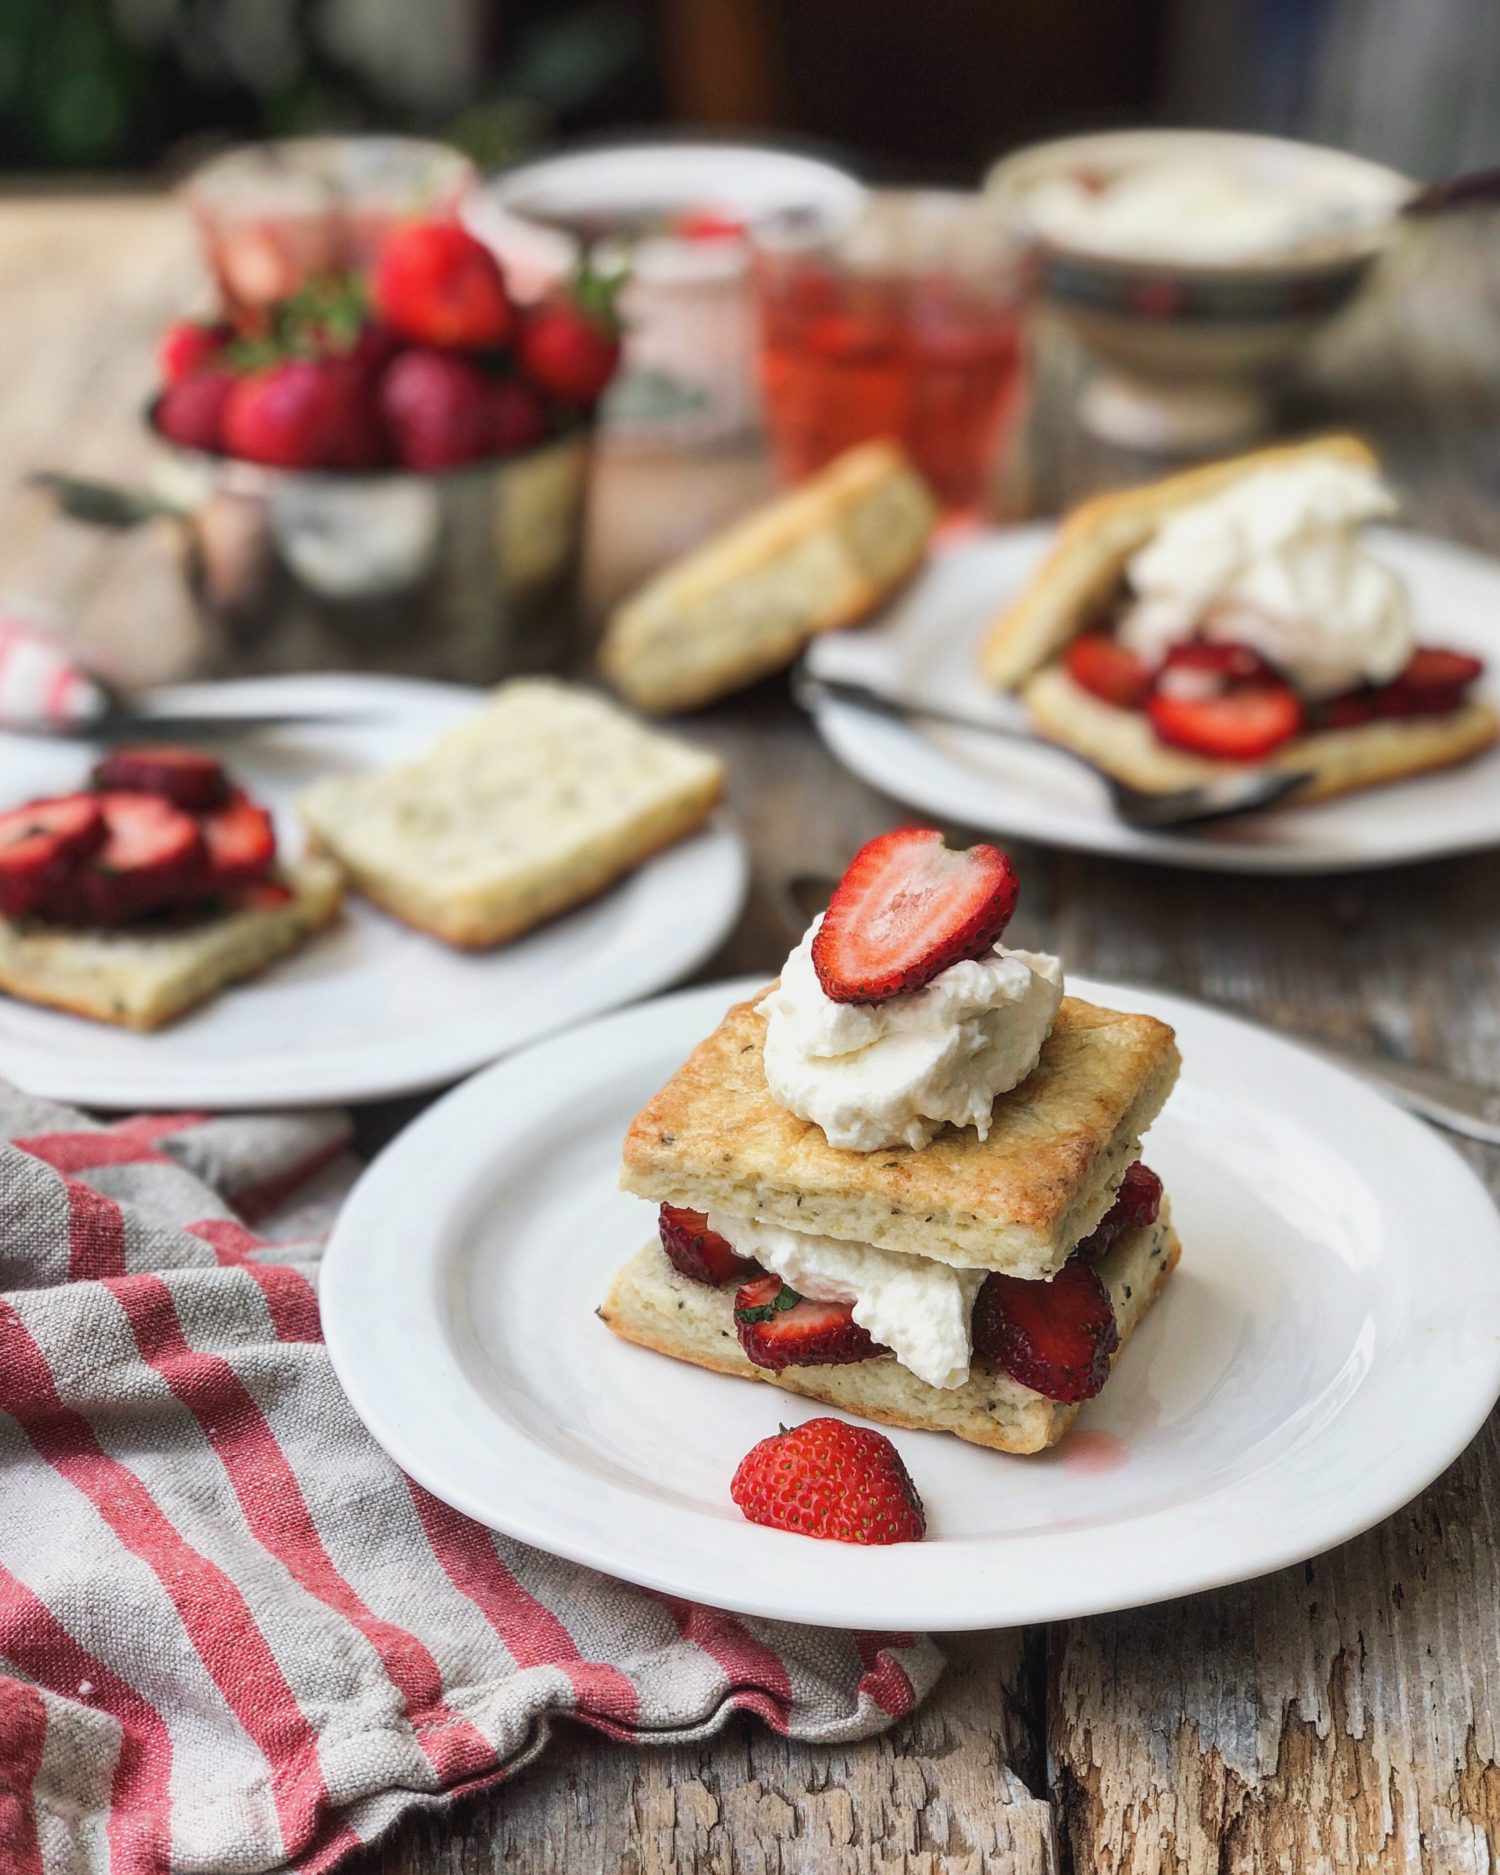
xmin=144 ymin=220 xmax=621 ymax=682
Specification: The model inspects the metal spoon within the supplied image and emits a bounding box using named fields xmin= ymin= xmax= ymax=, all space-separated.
xmin=793 ymin=668 xmax=1311 ymax=830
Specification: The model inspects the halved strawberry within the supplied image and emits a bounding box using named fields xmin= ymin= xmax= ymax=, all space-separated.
xmin=1072 ymin=1161 xmax=1162 ymax=1262
xmin=1147 ymin=655 xmax=1303 ymax=761
xmin=1064 ymin=633 xmax=1153 ymax=709
xmin=659 ymin=1204 xmax=759 ymax=1286
xmin=0 ymin=795 xmax=105 ymax=918
xmin=201 ymin=790 xmax=276 ymax=887
xmin=733 ymin=1274 xmax=886 ymax=1371
xmin=92 ymin=745 xmax=230 ymax=812
xmin=39 ymin=792 xmax=207 ymax=925
xmin=971 ymin=1260 xmax=1120 ymax=1402
xmin=811 ymin=828 xmax=1020 ymax=1005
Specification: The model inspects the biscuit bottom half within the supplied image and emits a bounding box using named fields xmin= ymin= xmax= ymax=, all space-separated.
xmin=599 ymin=1209 xmax=1181 ymax=1456
xmin=1025 ymin=664 xmax=1499 ymax=807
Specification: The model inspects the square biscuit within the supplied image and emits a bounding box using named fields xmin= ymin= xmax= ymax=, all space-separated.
xmin=0 ymin=859 xmax=342 ymax=1031
xmin=599 ymin=1208 xmax=1181 ymax=1454
xmin=599 ymin=441 xmax=937 ymax=715
xmin=620 ymin=991 xmax=1180 ymax=1280
xmin=298 ymin=678 xmax=724 ymax=949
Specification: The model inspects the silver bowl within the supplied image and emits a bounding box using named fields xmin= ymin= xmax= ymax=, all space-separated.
xmin=143 ymin=418 xmax=592 ymax=682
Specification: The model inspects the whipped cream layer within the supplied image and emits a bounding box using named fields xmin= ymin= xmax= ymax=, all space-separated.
xmin=711 ymin=1210 xmax=984 ymax=1389
xmin=1117 ymin=456 xmax=1412 ymax=700
xmin=758 ymin=921 xmax=1064 ymax=1153
xmin=1026 ymin=164 xmax=1367 ymax=266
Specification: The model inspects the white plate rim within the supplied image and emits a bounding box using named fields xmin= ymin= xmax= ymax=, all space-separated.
xmin=0 ymin=675 xmax=748 ymax=1109
xmin=805 ymin=522 xmax=1500 ymax=875
xmin=321 ymin=972 xmax=1500 ymax=1631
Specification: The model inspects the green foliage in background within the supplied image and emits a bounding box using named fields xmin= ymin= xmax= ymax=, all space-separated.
xmin=0 ymin=0 xmax=651 ymax=170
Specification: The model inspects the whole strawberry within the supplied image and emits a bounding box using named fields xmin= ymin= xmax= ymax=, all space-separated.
xmin=730 ymin=1417 xmax=926 ymax=1545
xmin=375 ymin=222 xmax=515 ymax=350
xmin=156 ymin=368 xmax=237 ymax=454
xmin=158 ymin=318 xmax=233 ymax=386
xmin=517 ymin=297 xmax=621 ymax=409
xmin=487 ymin=377 xmax=548 ymax=456
xmin=379 ymin=350 xmax=495 ymax=471
xmin=222 ymin=358 xmax=386 ymax=471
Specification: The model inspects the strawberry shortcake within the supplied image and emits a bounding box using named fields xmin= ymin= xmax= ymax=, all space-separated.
xmin=979 ymin=435 xmax=1497 ymax=802
xmin=601 ymin=828 xmax=1181 ymax=1454
xmin=0 ymin=746 xmax=339 ymax=1029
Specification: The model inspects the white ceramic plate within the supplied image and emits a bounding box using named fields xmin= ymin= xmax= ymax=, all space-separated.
xmin=322 ymin=973 xmax=1500 ymax=1631
xmin=0 ymin=676 xmax=746 ymax=1109
xmin=805 ymin=524 xmax=1500 ymax=873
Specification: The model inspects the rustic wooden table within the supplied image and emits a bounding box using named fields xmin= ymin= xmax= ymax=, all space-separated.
xmin=8 ymin=189 xmax=1500 ymax=1873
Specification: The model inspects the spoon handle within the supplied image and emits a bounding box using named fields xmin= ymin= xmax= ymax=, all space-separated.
xmin=1404 ymin=165 xmax=1500 ymax=217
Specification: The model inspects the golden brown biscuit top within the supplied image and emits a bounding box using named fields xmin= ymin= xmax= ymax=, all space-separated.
xmin=620 ymin=991 xmax=1180 ymax=1278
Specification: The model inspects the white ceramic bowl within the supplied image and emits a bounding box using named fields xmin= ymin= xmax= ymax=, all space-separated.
xmin=987 ymin=129 xmax=1412 ymax=451
xmin=467 ymin=141 xmax=865 ymax=445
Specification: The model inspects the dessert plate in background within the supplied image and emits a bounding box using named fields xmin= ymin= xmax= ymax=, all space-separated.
xmin=321 ymin=973 xmax=1500 ymax=1632
xmin=0 ymin=675 xmax=746 ymax=1109
xmin=805 ymin=524 xmax=1500 ymax=873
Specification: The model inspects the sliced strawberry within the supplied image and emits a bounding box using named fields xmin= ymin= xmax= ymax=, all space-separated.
xmin=1382 ymin=645 xmax=1485 ymax=718
xmin=1316 ymin=686 xmax=1385 ymax=730
xmin=1064 ymin=633 xmax=1153 ymax=709
xmin=1397 ymin=645 xmax=1484 ymax=697
xmin=38 ymin=792 xmax=207 ymax=925
xmin=201 ymin=790 xmax=276 ymax=887
xmin=1319 ymin=645 xmax=1484 ymax=728
xmin=227 ymin=878 xmax=294 ymax=913
xmin=811 ymin=828 xmax=1020 ymax=1005
xmin=1155 ymin=640 xmax=1282 ymax=689
xmin=92 ymin=745 xmax=230 ymax=812
xmin=971 ymin=1260 xmax=1120 ymax=1402
xmin=659 ymin=1205 xmax=759 ymax=1286
xmin=1147 ymin=681 xmax=1303 ymax=760
xmin=733 ymin=1274 xmax=886 ymax=1371
xmin=1072 ymin=1161 xmax=1162 ymax=1262
xmin=0 ymin=795 xmax=105 ymax=918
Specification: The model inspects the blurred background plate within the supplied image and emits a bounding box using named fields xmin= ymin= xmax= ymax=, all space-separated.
xmin=805 ymin=523 xmax=1500 ymax=874
xmin=0 ymin=674 xmax=747 ymax=1109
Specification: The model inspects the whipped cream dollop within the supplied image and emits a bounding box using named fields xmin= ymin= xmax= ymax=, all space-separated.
xmin=1116 ymin=457 xmax=1413 ymax=700
xmin=1026 ymin=163 xmax=1367 ymax=266
xmin=758 ymin=920 xmax=1064 ymax=1153
xmin=710 ymin=1211 xmax=984 ymax=1390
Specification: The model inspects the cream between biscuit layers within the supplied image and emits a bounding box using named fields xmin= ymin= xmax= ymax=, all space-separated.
xmin=708 ymin=918 xmax=1066 ymax=1389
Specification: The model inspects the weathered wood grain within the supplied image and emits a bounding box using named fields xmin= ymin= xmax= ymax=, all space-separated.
xmin=6 ymin=189 xmax=1500 ymax=1874
xmin=356 ymin=1631 xmax=1055 ymax=1875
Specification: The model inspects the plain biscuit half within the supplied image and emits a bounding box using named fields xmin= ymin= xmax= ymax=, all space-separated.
xmin=298 ymin=678 xmax=724 ymax=949
xmin=600 ymin=440 xmax=938 ymax=714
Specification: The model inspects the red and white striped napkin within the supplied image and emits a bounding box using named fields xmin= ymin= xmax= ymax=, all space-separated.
xmin=0 ymin=1085 xmax=940 ymax=1875
xmin=0 ymin=606 xmax=109 ymax=733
